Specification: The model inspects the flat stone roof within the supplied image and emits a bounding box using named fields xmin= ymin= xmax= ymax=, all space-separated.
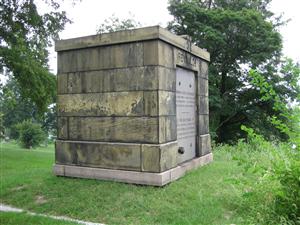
xmin=55 ymin=26 xmax=210 ymax=62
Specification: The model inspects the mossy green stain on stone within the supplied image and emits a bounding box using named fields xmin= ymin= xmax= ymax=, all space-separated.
xmin=55 ymin=141 xmax=141 ymax=171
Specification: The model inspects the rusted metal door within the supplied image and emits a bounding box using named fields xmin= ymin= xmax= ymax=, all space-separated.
xmin=176 ymin=67 xmax=196 ymax=163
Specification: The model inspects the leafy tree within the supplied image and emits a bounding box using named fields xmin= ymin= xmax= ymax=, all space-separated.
xmin=0 ymin=0 xmax=71 ymax=112
xmin=0 ymin=76 xmax=57 ymax=138
xmin=42 ymin=103 xmax=57 ymax=137
xmin=167 ymin=0 xmax=290 ymax=142
xmin=16 ymin=120 xmax=46 ymax=148
xmin=0 ymin=112 xmax=5 ymax=140
xmin=248 ymin=59 xmax=300 ymax=148
xmin=97 ymin=14 xmax=141 ymax=34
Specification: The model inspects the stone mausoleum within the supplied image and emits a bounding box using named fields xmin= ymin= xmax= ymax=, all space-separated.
xmin=53 ymin=26 xmax=212 ymax=186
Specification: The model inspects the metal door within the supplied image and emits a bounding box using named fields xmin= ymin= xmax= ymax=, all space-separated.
xmin=176 ymin=67 xmax=196 ymax=163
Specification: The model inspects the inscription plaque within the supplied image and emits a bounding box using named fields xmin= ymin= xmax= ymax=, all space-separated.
xmin=176 ymin=49 xmax=197 ymax=68
xmin=176 ymin=67 xmax=196 ymax=163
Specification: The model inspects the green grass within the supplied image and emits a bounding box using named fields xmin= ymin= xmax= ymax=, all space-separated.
xmin=1 ymin=142 xmax=252 ymax=225
xmin=0 ymin=212 xmax=78 ymax=225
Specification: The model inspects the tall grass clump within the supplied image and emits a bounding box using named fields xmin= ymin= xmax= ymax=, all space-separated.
xmin=229 ymin=126 xmax=300 ymax=224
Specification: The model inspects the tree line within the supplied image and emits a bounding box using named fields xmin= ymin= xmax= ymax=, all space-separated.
xmin=1 ymin=0 xmax=299 ymax=145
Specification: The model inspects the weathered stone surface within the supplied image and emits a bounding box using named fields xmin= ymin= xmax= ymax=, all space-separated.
xmin=66 ymin=67 xmax=159 ymax=93
xmin=53 ymin=163 xmax=64 ymax=176
xmin=198 ymin=77 xmax=208 ymax=97
xmin=58 ymin=92 xmax=145 ymax=116
xmin=199 ymin=96 xmax=209 ymax=115
xmin=57 ymin=117 xmax=68 ymax=139
xmin=175 ymin=48 xmax=200 ymax=72
xmin=158 ymin=67 xmax=176 ymax=91
xmin=67 ymin=72 xmax=82 ymax=93
xmin=57 ymin=74 xmax=68 ymax=94
xmin=198 ymin=134 xmax=211 ymax=156
xmin=55 ymin=26 xmax=212 ymax=186
xmin=159 ymin=116 xmax=177 ymax=143
xmin=143 ymin=91 xmax=158 ymax=116
xmin=141 ymin=144 xmax=160 ymax=172
xmin=53 ymin=153 xmax=213 ymax=186
xmin=143 ymin=41 xmax=158 ymax=66
xmin=141 ymin=141 xmax=178 ymax=172
xmin=59 ymin=66 xmax=176 ymax=94
xmin=58 ymin=43 xmax=144 ymax=73
xmin=56 ymin=26 xmax=210 ymax=61
xmin=68 ymin=117 xmax=159 ymax=143
xmin=55 ymin=140 xmax=141 ymax=171
xmin=55 ymin=140 xmax=70 ymax=162
xmin=57 ymin=51 xmax=70 ymax=75
xmin=158 ymin=27 xmax=210 ymax=62
xmin=198 ymin=114 xmax=209 ymax=135
xmin=55 ymin=26 xmax=161 ymax=51
xmin=158 ymin=91 xmax=176 ymax=116
xmin=58 ymin=91 xmax=176 ymax=117
xmin=160 ymin=142 xmax=178 ymax=171
xmin=158 ymin=41 xmax=174 ymax=68
xmin=200 ymin=61 xmax=209 ymax=79
xmin=144 ymin=41 xmax=174 ymax=68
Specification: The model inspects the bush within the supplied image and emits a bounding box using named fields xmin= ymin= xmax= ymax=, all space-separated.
xmin=16 ymin=120 xmax=46 ymax=149
xmin=228 ymin=127 xmax=300 ymax=224
xmin=6 ymin=125 xmax=20 ymax=140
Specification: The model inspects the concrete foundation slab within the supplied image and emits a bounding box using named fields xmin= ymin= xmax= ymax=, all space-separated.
xmin=53 ymin=153 xmax=213 ymax=186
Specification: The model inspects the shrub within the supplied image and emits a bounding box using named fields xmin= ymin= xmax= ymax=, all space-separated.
xmin=16 ymin=120 xmax=46 ymax=149
xmin=230 ymin=127 xmax=300 ymax=224
xmin=239 ymin=65 xmax=300 ymax=224
xmin=7 ymin=125 xmax=20 ymax=140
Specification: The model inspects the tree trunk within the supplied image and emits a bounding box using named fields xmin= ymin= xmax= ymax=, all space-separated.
xmin=217 ymin=70 xmax=227 ymax=143
xmin=207 ymin=0 xmax=213 ymax=9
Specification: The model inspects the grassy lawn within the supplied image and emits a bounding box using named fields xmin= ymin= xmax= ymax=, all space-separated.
xmin=0 ymin=142 xmax=251 ymax=225
xmin=0 ymin=212 xmax=78 ymax=225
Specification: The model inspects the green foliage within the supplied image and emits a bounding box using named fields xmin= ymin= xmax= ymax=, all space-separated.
xmin=236 ymin=63 xmax=300 ymax=223
xmin=0 ymin=112 xmax=5 ymax=139
xmin=42 ymin=104 xmax=57 ymax=137
xmin=0 ymin=212 xmax=78 ymax=225
xmin=0 ymin=0 xmax=71 ymax=112
xmin=248 ymin=60 xmax=300 ymax=148
xmin=97 ymin=14 xmax=141 ymax=34
xmin=0 ymin=77 xmax=57 ymax=139
xmin=1 ymin=77 xmax=38 ymax=138
xmin=16 ymin=120 xmax=46 ymax=148
xmin=167 ymin=0 xmax=287 ymax=142
xmin=230 ymin=127 xmax=300 ymax=224
xmin=244 ymin=65 xmax=300 ymax=223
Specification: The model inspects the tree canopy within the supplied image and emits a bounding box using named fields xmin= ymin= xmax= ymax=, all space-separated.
xmin=167 ymin=0 xmax=298 ymax=142
xmin=97 ymin=14 xmax=141 ymax=34
xmin=0 ymin=0 xmax=71 ymax=112
xmin=0 ymin=76 xmax=57 ymax=138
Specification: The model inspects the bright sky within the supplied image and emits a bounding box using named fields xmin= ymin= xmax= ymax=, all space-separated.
xmin=270 ymin=0 xmax=300 ymax=62
xmin=47 ymin=0 xmax=300 ymax=73
xmin=0 ymin=0 xmax=297 ymax=77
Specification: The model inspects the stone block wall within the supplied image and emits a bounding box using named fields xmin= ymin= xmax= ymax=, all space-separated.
xmin=55 ymin=26 xmax=211 ymax=174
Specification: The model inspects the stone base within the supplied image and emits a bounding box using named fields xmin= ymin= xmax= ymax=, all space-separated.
xmin=53 ymin=153 xmax=213 ymax=186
